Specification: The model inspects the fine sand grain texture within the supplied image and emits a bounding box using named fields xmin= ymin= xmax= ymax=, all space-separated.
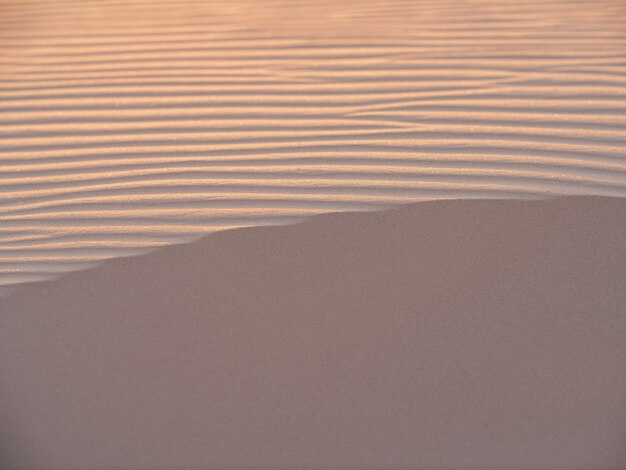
xmin=1 ymin=0 xmax=626 ymax=289
xmin=1 ymin=196 xmax=625 ymax=469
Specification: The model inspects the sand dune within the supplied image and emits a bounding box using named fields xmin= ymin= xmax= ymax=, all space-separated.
xmin=2 ymin=2 xmax=626 ymax=468
xmin=1 ymin=196 xmax=625 ymax=469
xmin=2 ymin=0 xmax=626 ymax=289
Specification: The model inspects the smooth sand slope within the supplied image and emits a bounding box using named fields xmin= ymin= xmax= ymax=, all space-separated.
xmin=1 ymin=196 xmax=625 ymax=470
xmin=2 ymin=0 xmax=626 ymax=289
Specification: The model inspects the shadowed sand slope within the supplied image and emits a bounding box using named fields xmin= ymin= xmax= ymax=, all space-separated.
xmin=2 ymin=0 xmax=626 ymax=289
xmin=1 ymin=196 xmax=625 ymax=469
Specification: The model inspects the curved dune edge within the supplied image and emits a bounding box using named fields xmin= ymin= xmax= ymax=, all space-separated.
xmin=1 ymin=196 xmax=625 ymax=469
xmin=2 ymin=0 xmax=626 ymax=290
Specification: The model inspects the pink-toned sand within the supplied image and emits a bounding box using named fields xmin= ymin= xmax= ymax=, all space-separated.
xmin=1 ymin=196 xmax=625 ymax=469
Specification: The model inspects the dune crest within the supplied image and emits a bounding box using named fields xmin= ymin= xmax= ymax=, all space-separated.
xmin=2 ymin=0 xmax=626 ymax=289
xmin=1 ymin=196 xmax=626 ymax=469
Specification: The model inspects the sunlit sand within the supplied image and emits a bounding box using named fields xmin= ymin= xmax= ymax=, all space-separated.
xmin=1 ymin=1 xmax=626 ymax=469
xmin=1 ymin=0 xmax=626 ymax=288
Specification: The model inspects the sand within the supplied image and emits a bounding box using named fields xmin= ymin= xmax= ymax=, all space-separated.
xmin=1 ymin=196 xmax=625 ymax=469
xmin=2 ymin=0 xmax=626 ymax=289
xmin=2 ymin=1 xmax=626 ymax=467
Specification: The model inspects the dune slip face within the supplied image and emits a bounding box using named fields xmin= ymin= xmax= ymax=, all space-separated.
xmin=1 ymin=0 xmax=626 ymax=290
xmin=1 ymin=196 xmax=626 ymax=469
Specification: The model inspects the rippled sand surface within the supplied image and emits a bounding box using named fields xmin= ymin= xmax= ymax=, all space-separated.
xmin=1 ymin=0 xmax=626 ymax=289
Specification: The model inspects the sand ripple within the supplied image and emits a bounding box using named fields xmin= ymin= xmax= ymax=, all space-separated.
xmin=1 ymin=0 xmax=626 ymax=289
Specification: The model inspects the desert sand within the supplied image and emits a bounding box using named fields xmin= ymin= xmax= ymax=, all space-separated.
xmin=2 ymin=0 xmax=626 ymax=289
xmin=1 ymin=196 xmax=625 ymax=469
xmin=2 ymin=1 xmax=626 ymax=468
